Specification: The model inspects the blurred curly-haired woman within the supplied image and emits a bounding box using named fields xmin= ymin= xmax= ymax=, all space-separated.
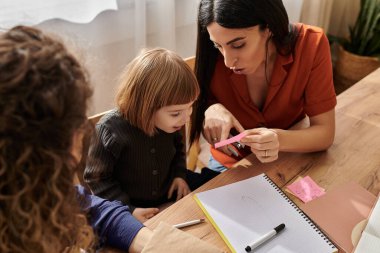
xmin=0 ymin=26 xmax=151 ymax=253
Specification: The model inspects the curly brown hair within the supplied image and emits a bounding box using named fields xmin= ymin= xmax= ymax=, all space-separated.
xmin=0 ymin=26 xmax=93 ymax=253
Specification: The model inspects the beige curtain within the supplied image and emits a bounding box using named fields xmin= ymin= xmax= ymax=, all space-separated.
xmin=300 ymin=0 xmax=333 ymax=31
xmin=327 ymin=0 xmax=361 ymax=38
xmin=300 ymin=0 xmax=360 ymax=38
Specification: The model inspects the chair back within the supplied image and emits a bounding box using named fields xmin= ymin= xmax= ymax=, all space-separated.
xmin=88 ymin=109 xmax=113 ymax=125
xmin=184 ymin=56 xmax=195 ymax=70
xmin=183 ymin=56 xmax=200 ymax=170
xmin=74 ymin=110 xmax=111 ymax=188
xmin=182 ymin=56 xmax=196 ymax=150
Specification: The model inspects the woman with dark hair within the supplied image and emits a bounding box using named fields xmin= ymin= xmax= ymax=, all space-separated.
xmin=191 ymin=0 xmax=336 ymax=171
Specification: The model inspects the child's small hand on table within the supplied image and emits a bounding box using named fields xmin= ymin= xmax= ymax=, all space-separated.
xmin=132 ymin=207 xmax=159 ymax=223
xmin=168 ymin=177 xmax=190 ymax=201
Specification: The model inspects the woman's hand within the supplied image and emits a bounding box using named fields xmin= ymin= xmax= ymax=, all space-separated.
xmin=240 ymin=128 xmax=279 ymax=163
xmin=204 ymin=103 xmax=245 ymax=155
xmin=168 ymin=177 xmax=191 ymax=201
xmin=132 ymin=207 xmax=160 ymax=223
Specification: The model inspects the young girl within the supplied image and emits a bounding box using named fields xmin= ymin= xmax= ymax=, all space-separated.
xmin=84 ymin=48 xmax=214 ymax=222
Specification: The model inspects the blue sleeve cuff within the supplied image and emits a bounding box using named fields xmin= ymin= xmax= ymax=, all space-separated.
xmin=75 ymin=185 xmax=144 ymax=251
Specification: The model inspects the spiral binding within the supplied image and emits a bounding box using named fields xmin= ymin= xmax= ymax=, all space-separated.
xmin=263 ymin=174 xmax=337 ymax=249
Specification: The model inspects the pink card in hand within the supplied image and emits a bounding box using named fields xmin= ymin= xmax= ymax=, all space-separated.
xmin=286 ymin=176 xmax=325 ymax=203
xmin=214 ymin=132 xmax=247 ymax=149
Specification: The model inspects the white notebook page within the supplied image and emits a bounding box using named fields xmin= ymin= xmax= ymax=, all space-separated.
xmin=354 ymin=196 xmax=380 ymax=253
xmin=365 ymin=196 xmax=380 ymax=237
xmin=194 ymin=174 xmax=337 ymax=253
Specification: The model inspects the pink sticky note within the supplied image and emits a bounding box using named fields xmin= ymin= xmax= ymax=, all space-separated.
xmin=214 ymin=132 xmax=247 ymax=149
xmin=286 ymin=176 xmax=325 ymax=203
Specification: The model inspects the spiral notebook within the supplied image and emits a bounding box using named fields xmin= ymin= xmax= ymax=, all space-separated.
xmin=194 ymin=173 xmax=337 ymax=253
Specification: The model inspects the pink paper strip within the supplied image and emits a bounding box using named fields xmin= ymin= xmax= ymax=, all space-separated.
xmin=286 ymin=176 xmax=325 ymax=203
xmin=214 ymin=132 xmax=247 ymax=149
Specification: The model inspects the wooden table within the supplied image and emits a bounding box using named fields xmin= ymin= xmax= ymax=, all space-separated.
xmin=336 ymin=67 xmax=380 ymax=127
xmin=144 ymin=68 xmax=380 ymax=252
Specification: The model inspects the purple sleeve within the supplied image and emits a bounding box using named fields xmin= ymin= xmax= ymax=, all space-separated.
xmin=75 ymin=185 xmax=144 ymax=251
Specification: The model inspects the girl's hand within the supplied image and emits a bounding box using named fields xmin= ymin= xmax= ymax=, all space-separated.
xmin=240 ymin=128 xmax=279 ymax=163
xmin=168 ymin=177 xmax=190 ymax=201
xmin=204 ymin=103 xmax=245 ymax=155
xmin=132 ymin=207 xmax=159 ymax=222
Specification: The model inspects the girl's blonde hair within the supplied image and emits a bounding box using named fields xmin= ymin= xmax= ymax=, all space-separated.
xmin=116 ymin=48 xmax=200 ymax=136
